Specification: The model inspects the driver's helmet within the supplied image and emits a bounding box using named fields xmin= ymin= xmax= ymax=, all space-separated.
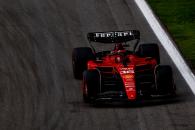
xmin=115 ymin=55 xmax=123 ymax=63
xmin=114 ymin=43 xmax=124 ymax=51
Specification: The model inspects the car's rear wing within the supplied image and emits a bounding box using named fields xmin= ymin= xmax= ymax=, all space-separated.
xmin=87 ymin=30 xmax=140 ymax=43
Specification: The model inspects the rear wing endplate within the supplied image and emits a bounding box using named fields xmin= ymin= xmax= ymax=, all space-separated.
xmin=87 ymin=30 xmax=140 ymax=43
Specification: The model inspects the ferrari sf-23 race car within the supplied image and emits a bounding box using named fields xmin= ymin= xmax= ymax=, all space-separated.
xmin=72 ymin=30 xmax=176 ymax=103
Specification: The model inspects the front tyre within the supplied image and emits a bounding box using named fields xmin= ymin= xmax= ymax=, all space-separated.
xmin=155 ymin=65 xmax=176 ymax=95
xmin=83 ymin=70 xmax=100 ymax=103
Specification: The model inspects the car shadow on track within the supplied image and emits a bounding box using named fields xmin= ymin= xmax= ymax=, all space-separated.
xmin=83 ymin=94 xmax=195 ymax=108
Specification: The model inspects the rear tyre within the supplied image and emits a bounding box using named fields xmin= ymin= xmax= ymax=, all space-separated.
xmin=155 ymin=65 xmax=176 ymax=95
xmin=83 ymin=70 xmax=100 ymax=103
xmin=72 ymin=47 xmax=95 ymax=79
xmin=137 ymin=43 xmax=160 ymax=64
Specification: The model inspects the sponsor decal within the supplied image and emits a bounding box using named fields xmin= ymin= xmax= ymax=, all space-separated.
xmin=124 ymin=75 xmax=134 ymax=79
xmin=95 ymin=31 xmax=134 ymax=38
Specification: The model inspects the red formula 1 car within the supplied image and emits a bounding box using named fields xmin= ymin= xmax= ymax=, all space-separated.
xmin=72 ymin=30 xmax=176 ymax=103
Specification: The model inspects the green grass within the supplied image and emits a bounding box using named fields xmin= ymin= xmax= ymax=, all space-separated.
xmin=147 ymin=0 xmax=195 ymax=67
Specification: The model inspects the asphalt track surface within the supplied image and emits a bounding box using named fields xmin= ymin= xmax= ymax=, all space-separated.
xmin=0 ymin=0 xmax=195 ymax=130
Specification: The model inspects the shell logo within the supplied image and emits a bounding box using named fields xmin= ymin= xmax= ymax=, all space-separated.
xmin=124 ymin=74 xmax=134 ymax=79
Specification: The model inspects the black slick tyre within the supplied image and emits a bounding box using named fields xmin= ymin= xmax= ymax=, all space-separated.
xmin=137 ymin=43 xmax=160 ymax=64
xmin=155 ymin=65 xmax=175 ymax=95
xmin=72 ymin=47 xmax=95 ymax=79
xmin=83 ymin=70 xmax=100 ymax=103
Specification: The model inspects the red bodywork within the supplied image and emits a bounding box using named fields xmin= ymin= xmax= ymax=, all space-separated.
xmin=87 ymin=52 xmax=157 ymax=101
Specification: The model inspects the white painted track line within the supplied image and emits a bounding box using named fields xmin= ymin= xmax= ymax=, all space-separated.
xmin=135 ymin=0 xmax=195 ymax=94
